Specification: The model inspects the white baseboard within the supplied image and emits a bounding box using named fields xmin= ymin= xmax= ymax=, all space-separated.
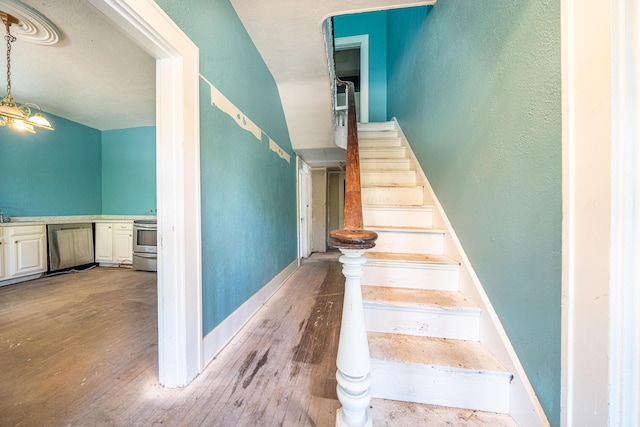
xmin=201 ymin=260 xmax=298 ymax=366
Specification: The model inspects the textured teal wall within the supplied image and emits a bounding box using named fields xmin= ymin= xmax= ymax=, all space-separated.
xmin=102 ymin=127 xmax=156 ymax=215
xmin=334 ymin=11 xmax=387 ymax=122
xmin=0 ymin=114 xmax=102 ymax=217
xmin=155 ymin=0 xmax=297 ymax=334
xmin=387 ymin=2 xmax=561 ymax=425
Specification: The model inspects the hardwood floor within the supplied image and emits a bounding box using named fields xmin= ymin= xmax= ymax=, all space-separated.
xmin=1 ymin=254 xmax=517 ymax=426
xmin=0 ymin=255 xmax=344 ymax=427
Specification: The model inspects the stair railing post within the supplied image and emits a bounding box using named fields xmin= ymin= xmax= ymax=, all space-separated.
xmin=335 ymin=248 xmax=372 ymax=427
xmin=331 ymin=80 xmax=377 ymax=427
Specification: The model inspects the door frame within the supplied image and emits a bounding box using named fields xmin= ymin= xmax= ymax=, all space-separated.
xmin=335 ymin=35 xmax=369 ymax=123
xmin=297 ymin=157 xmax=311 ymax=259
xmin=89 ymin=0 xmax=203 ymax=388
xmin=561 ymin=0 xmax=640 ymax=424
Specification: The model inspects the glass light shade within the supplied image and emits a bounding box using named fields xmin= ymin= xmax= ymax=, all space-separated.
xmin=11 ymin=119 xmax=36 ymax=133
xmin=28 ymin=112 xmax=54 ymax=130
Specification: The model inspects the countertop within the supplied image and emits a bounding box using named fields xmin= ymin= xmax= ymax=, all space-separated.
xmin=0 ymin=215 xmax=156 ymax=227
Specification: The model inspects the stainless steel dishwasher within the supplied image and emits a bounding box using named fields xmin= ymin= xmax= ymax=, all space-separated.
xmin=47 ymin=223 xmax=95 ymax=272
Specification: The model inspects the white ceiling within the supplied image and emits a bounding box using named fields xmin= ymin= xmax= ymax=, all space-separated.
xmin=0 ymin=0 xmax=155 ymax=131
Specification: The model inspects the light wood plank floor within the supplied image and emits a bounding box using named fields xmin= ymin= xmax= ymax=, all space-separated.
xmin=0 ymin=254 xmax=517 ymax=427
xmin=0 ymin=254 xmax=344 ymax=427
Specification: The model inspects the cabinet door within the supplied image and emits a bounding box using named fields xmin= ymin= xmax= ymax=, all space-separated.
xmin=114 ymin=224 xmax=133 ymax=263
xmin=0 ymin=239 xmax=5 ymax=279
xmin=13 ymin=234 xmax=46 ymax=275
xmin=94 ymin=223 xmax=113 ymax=262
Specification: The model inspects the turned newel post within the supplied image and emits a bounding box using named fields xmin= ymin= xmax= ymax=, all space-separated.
xmin=331 ymin=80 xmax=377 ymax=427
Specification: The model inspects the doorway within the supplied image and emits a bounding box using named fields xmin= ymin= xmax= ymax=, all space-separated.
xmin=90 ymin=0 xmax=202 ymax=388
xmin=335 ymin=35 xmax=369 ymax=123
xmin=298 ymin=158 xmax=311 ymax=259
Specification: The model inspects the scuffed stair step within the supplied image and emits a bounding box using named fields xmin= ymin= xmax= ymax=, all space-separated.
xmin=361 ymin=158 xmax=411 ymax=171
xmin=370 ymin=398 xmax=519 ymax=427
xmin=362 ymin=287 xmax=481 ymax=341
xmin=359 ymin=138 xmax=402 ymax=148
xmin=363 ymin=252 xmax=460 ymax=291
xmin=358 ymin=121 xmax=396 ymax=132
xmin=369 ymin=333 xmax=512 ymax=413
xmin=361 ymin=170 xmax=417 ymax=187
xmin=362 ymin=186 xmax=424 ymax=206
xmin=360 ymin=147 xmax=407 ymax=159
xmin=363 ymin=205 xmax=434 ymax=228
xmin=367 ymin=226 xmax=445 ymax=255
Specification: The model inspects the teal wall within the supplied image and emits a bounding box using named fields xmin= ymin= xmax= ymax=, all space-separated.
xmin=0 ymin=114 xmax=102 ymax=217
xmin=0 ymin=118 xmax=157 ymax=217
xmin=102 ymin=127 xmax=156 ymax=215
xmin=334 ymin=11 xmax=387 ymax=122
xmin=155 ymin=0 xmax=297 ymax=334
xmin=387 ymin=3 xmax=561 ymax=425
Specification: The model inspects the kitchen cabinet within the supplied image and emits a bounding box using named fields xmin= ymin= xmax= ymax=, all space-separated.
xmin=0 ymin=225 xmax=47 ymax=285
xmin=95 ymin=222 xmax=133 ymax=265
xmin=0 ymin=229 xmax=5 ymax=280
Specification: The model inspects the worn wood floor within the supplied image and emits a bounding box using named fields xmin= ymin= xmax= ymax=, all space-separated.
xmin=0 ymin=253 xmax=517 ymax=427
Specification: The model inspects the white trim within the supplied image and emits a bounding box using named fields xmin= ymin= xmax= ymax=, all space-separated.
xmin=609 ymin=0 xmax=640 ymax=425
xmin=392 ymin=118 xmax=548 ymax=426
xmin=202 ymin=260 xmax=298 ymax=364
xmin=335 ymin=35 xmax=369 ymax=123
xmin=89 ymin=0 xmax=203 ymax=388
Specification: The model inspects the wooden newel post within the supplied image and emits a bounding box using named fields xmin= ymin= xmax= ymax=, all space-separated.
xmin=331 ymin=81 xmax=377 ymax=427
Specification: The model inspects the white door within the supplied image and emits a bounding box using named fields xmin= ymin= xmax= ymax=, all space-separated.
xmin=298 ymin=159 xmax=311 ymax=258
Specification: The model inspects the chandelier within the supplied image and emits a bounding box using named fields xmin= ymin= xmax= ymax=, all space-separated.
xmin=0 ymin=11 xmax=53 ymax=133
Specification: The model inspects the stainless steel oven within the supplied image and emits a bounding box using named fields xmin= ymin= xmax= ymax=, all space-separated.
xmin=132 ymin=219 xmax=157 ymax=271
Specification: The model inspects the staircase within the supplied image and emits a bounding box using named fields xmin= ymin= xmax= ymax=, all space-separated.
xmin=357 ymin=121 xmax=518 ymax=424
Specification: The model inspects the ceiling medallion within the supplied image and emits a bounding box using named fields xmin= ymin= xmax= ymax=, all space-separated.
xmin=0 ymin=0 xmax=60 ymax=45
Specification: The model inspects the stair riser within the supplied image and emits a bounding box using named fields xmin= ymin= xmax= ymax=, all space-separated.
xmin=370 ymin=362 xmax=511 ymax=413
xmin=361 ymin=172 xmax=416 ymax=187
xmin=369 ymin=230 xmax=444 ymax=255
xmin=358 ymin=122 xmax=396 ymax=132
xmin=362 ymin=263 xmax=459 ymax=291
xmin=363 ymin=206 xmax=433 ymax=228
xmin=358 ymin=131 xmax=399 ymax=139
xmin=361 ymin=159 xmax=411 ymax=171
xmin=364 ymin=305 xmax=480 ymax=341
xmin=362 ymin=187 xmax=424 ymax=206
xmin=360 ymin=148 xmax=406 ymax=159
xmin=359 ymin=138 xmax=402 ymax=148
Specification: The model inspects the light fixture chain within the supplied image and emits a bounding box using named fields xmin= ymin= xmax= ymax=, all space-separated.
xmin=4 ymin=24 xmax=15 ymax=96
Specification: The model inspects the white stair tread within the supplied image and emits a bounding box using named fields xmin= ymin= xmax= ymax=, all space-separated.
xmin=365 ymin=251 xmax=459 ymax=265
xmin=368 ymin=333 xmax=510 ymax=375
xmin=370 ymin=398 xmax=518 ymax=427
xmin=362 ymin=287 xmax=480 ymax=311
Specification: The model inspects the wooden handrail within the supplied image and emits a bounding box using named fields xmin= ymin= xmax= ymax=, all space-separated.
xmin=330 ymin=80 xmax=378 ymax=249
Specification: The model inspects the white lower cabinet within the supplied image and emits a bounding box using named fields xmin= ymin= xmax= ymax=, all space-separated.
xmin=95 ymin=222 xmax=133 ymax=265
xmin=0 ymin=231 xmax=5 ymax=280
xmin=0 ymin=225 xmax=47 ymax=285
